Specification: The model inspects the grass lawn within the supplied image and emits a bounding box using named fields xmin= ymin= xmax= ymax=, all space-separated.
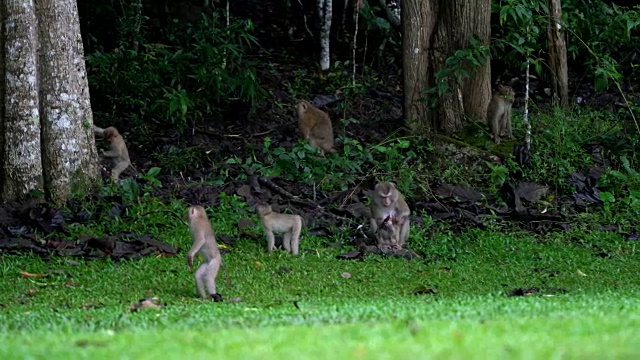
xmin=1 ymin=215 xmax=638 ymax=359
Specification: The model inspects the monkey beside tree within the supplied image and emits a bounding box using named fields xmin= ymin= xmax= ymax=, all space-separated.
xmin=487 ymin=85 xmax=516 ymax=145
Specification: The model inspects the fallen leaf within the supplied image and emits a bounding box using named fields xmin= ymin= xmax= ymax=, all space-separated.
xmin=577 ymin=269 xmax=587 ymax=276
xmin=20 ymin=271 xmax=46 ymax=278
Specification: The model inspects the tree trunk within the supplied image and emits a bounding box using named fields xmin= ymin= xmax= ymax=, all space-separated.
xmin=403 ymin=0 xmax=491 ymax=136
xmin=547 ymin=0 xmax=569 ymax=109
xmin=36 ymin=0 xmax=99 ymax=204
xmin=318 ymin=0 xmax=333 ymax=71
xmin=1 ymin=0 xmax=44 ymax=200
xmin=402 ymin=0 xmax=436 ymax=134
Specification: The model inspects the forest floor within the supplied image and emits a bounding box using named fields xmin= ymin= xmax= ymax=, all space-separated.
xmin=1 ymin=225 xmax=639 ymax=358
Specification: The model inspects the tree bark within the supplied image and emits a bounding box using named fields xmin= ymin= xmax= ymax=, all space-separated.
xmin=318 ymin=0 xmax=333 ymax=71
xmin=1 ymin=0 xmax=44 ymax=200
xmin=402 ymin=0 xmax=436 ymax=134
xmin=403 ymin=0 xmax=491 ymax=136
xmin=435 ymin=1 xmax=491 ymax=133
xmin=547 ymin=0 xmax=569 ymax=109
xmin=36 ymin=0 xmax=99 ymax=204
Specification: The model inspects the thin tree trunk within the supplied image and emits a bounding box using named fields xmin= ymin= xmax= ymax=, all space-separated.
xmin=318 ymin=0 xmax=333 ymax=71
xmin=36 ymin=0 xmax=99 ymax=204
xmin=547 ymin=0 xmax=569 ymax=109
xmin=1 ymin=0 xmax=44 ymax=200
xmin=402 ymin=0 xmax=436 ymax=134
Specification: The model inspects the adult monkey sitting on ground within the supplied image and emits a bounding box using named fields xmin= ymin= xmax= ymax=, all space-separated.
xmin=369 ymin=181 xmax=411 ymax=252
xmin=296 ymin=100 xmax=336 ymax=153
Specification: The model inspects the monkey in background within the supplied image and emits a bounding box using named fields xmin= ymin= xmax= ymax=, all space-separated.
xmin=187 ymin=205 xmax=223 ymax=302
xmin=95 ymin=126 xmax=131 ymax=180
xmin=369 ymin=181 xmax=411 ymax=252
xmin=487 ymin=85 xmax=515 ymax=145
xmin=296 ymin=100 xmax=336 ymax=153
xmin=256 ymin=203 xmax=303 ymax=255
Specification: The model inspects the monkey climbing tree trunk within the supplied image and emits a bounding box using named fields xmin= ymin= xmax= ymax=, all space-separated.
xmin=403 ymin=0 xmax=491 ymax=136
xmin=36 ymin=0 xmax=100 ymax=204
xmin=1 ymin=0 xmax=44 ymax=200
xmin=547 ymin=0 xmax=569 ymax=109
xmin=318 ymin=0 xmax=333 ymax=71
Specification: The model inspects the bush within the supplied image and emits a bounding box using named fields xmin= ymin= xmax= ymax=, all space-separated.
xmin=87 ymin=10 xmax=267 ymax=133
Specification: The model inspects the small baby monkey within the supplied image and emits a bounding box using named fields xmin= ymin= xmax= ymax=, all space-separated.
xmin=97 ymin=126 xmax=131 ymax=180
xmin=370 ymin=181 xmax=411 ymax=251
xmin=256 ymin=203 xmax=303 ymax=255
xmin=296 ymin=100 xmax=335 ymax=153
xmin=486 ymin=85 xmax=515 ymax=145
xmin=187 ymin=205 xmax=223 ymax=302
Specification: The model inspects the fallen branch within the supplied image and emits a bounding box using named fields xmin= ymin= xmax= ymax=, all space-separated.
xmin=241 ymin=165 xmax=359 ymax=226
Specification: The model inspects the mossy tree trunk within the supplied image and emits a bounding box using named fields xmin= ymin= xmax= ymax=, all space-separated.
xmin=1 ymin=0 xmax=44 ymax=200
xmin=403 ymin=0 xmax=492 ymax=136
xmin=36 ymin=0 xmax=100 ymax=204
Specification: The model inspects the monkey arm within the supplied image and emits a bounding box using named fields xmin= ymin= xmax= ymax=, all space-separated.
xmin=101 ymin=150 xmax=120 ymax=158
xmin=187 ymin=236 xmax=205 ymax=270
xmin=300 ymin=125 xmax=311 ymax=139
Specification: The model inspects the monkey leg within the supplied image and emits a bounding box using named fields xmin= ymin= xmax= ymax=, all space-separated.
xmin=291 ymin=223 xmax=301 ymax=255
xmin=110 ymin=159 xmax=131 ymax=180
xmin=398 ymin=220 xmax=410 ymax=248
xmin=282 ymin=232 xmax=292 ymax=253
xmin=203 ymin=256 xmax=221 ymax=298
xmin=505 ymin=110 xmax=514 ymax=139
xmin=370 ymin=218 xmax=379 ymax=237
xmin=266 ymin=232 xmax=276 ymax=253
xmin=194 ymin=263 xmax=208 ymax=299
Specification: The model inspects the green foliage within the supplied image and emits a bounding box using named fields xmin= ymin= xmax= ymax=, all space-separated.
xmin=282 ymin=62 xmax=370 ymax=100
xmin=227 ymin=133 xmax=419 ymax=194
xmin=96 ymin=168 xmax=164 ymax=206
xmin=597 ymin=155 xmax=640 ymax=224
xmin=492 ymin=0 xmax=640 ymax=86
xmin=152 ymin=146 xmax=214 ymax=174
xmin=86 ymin=11 xmax=266 ymax=133
xmin=485 ymin=161 xmax=509 ymax=194
xmin=564 ymin=1 xmax=640 ymax=74
xmin=492 ymin=0 xmax=547 ymax=71
xmin=423 ymin=35 xmax=490 ymax=106
xmin=508 ymin=108 xmax=617 ymax=192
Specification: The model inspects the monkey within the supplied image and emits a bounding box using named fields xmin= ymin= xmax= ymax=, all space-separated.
xmin=187 ymin=205 xmax=223 ymax=302
xmin=256 ymin=203 xmax=303 ymax=255
xmin=370 ymin=181 xmax=411 ymax=252
xmin=296 ymin=100 xmax=335 ymax=153
xmin=99 ymin=126 xmax=131 ymax=180
xmin=486 ymin=85 xmax=515 ymax=145
xmin=93 ymin=125 xmax=105 ymax=137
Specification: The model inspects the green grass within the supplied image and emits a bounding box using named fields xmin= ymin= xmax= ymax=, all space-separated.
xmin=0 ymin=198 xmax=638 ymax=359
xmin=1 ymin=293 xmax=638 ymax=359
